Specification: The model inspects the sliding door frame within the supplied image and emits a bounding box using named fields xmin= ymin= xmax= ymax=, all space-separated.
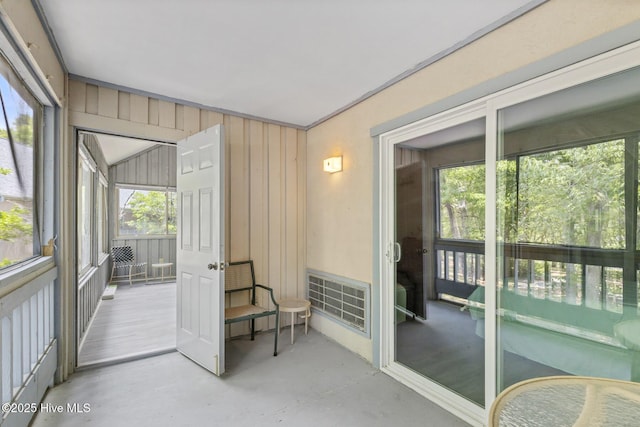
xmin=377 ymin=39 xmax=640 ymax=426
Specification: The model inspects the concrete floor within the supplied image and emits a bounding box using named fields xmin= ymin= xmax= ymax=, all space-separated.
xmin=33 ymin=328 xmax=471 ymax=427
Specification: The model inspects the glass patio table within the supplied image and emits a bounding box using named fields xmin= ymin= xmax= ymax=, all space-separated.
xmin=489 ymin=376 xmax=640 ymax=426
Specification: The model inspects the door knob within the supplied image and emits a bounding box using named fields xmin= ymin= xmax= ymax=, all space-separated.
xmin=208 ymin=262 xmax=218 ymax=270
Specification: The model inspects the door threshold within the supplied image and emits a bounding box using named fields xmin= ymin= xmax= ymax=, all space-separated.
xmin=76 ymin=347 xmax=177 ymax=371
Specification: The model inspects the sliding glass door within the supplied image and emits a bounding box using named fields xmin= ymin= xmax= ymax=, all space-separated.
xmin=393 ymin=118 xmax=487 ymax=407
xmin=379 ymin=40 xmax=640 ymax=424
xmin=495 ymin=65 xmax=640 ymax=392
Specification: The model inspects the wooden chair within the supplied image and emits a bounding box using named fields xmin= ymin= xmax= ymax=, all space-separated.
xmin=225 ymin=260 xmax=280 ymax=356
xmin=109 ymin=246 xmax=148 ymax=286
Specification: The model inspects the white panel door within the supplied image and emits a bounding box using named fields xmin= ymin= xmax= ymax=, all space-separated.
xmin=176 ymin=124 xmax=225 ymax=375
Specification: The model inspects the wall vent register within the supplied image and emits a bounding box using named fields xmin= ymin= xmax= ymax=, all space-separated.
xmin=307 ymin=269 xmax=370 ymax=337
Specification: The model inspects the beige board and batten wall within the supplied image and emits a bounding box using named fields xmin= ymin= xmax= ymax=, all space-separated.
xmin=305 ymin=0 xmax=640 ymax=362
xmin=68 ymin=78 xmax=306 ymax=357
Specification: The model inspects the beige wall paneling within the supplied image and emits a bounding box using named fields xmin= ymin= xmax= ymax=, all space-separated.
xmin=296 ymin=129 xmax=307 ymax=298
xmin=98 ymin=87 xmax=118 ymax=119
xmin=69 ymin=77 xmax=305 ymax=361
xmin=130 ymin=94 xmax=149 ymax=124
xmin=0 ymin=0 xmax=65 ymax=100
xmin=118 ymin=92 xmax=130 ymax=121
xmin=175 ymin=104 xmax=184 ymax=130
xmin=284 ymin=127 xmax=299 ymax=301
xmin=69 ymin=79 xmax=86 ymax=113
xmin=226 ymin=115 xmax=250 ymax=337
xmin=200 ymin=110 xmax=224 ymax=130
xmin=148 ymin=98 xmax=160 ymax=126
xmin=183 ymin=106 xmax=200 ymax=134
xmin=248 ymin=120 xmax=269 ymax=331
xmin=158 ymin=100 xmax=176 ymax=129
xmin=85 ymin=84 xmax=99 ymax=115
xmin=228 ymin=115 xmax=250 ymax=261
xmin=267 ymin=123 xmax=283 ymax=307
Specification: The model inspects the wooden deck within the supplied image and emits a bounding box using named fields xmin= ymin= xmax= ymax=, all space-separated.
xmin=78 ymin=281 xmax=176 ymax=366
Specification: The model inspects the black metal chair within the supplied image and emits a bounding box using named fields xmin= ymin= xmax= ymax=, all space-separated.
xmin=224 ymin=260 xmax=280 ymax=356
xmin=109 ymin=246 xmax=148 ymax=286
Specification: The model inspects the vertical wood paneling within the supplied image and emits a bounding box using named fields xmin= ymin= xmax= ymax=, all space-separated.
xmin=69 ymin=79 xmax=86 ymax=112
xmin=267 ymin=123 xmax=282 ymax=305
xmin=158 ymin=100 xmax=176 ymax=128
xmin=159 ymin=146 xmax=169 ymax=186
xmin=112 ymin=145 xmax=176 ymax=186
xmin=175 ymin=105 xmax=184 ymax=130
xmin=70 ymin=79 xmax=307 ymax=341
xmin=183 ymin=106 xmax=200 ymax=134
xmin=136 ymin=153 xmax=146 ymax=184
xmin=148 ymin=148 xmax=159 ymax=186
xmin=200 ymin=110 xmax=224 ymax=130
xmin=85 ymin=84 xmax=98 ymax=114
xmin=297 ymin=130 xmax=307 ymax=296
xmin=228 ymin=115 xmax=249 ymax=261
xmin=148 ymin=99 xmax=160 ymax=126
xmin=168 ymin=145 xmax=176 ymax=187
xmin=130 ymin=94 xmax=149 ymax=124
xmin=285 ymin=128 xmax=298 ymax=300
xmin=118 ymin=92 xmax=130 ymax=121
xmin=248 ymin=120 xmax=268 ymax=331
xmin=249 ymin=120 xmax=265 ymax=276
xmin=98 ymin=87 xmax=118 ymax=119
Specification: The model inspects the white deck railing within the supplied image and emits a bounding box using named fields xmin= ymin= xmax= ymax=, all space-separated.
xmin=0 ymin=263 xmax=57 ymax=427
xmin=77 ymin=257 xmax=109 ymax=343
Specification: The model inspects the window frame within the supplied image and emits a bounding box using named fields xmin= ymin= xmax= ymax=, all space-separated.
xmin=0 ymin=55 xmax=46 ymax=274
xmin=115 ymin=184 xmax=177 ymax=239
xmin=97 ymin=172 xmax=109 ymax=261
xmin=76 ymin=145 xmax=95 ymax=276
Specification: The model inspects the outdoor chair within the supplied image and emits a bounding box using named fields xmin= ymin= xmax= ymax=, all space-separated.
xmin=224 ymin=260 xmax=280 ymax=356
xmin=109 ymin=246 xmax=148 ymax=286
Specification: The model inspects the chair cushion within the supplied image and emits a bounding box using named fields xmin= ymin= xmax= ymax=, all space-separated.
xmin=225 ymin=304 xmax=270 ymax=321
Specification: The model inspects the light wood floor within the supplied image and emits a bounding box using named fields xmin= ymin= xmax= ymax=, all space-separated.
xmin=77 ymin=281 xmax=176 ymax=366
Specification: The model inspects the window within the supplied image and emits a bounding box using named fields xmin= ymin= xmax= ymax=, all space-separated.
xmin=438 ymin=164 xmax=485 ymax=241
xmin=77 ymin=148 xmax=94 ymax=274
xmin=97 ymin=174 xmax=108 ymax=257
xmin=504 ymin=140 xmax=625 ymax=248
xmin=117 ymin=186 xmax=176 ymax=237
xmin=0 ymin=61 xmax=39 ymax=269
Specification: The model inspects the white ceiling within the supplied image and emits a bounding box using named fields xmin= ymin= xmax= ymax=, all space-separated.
xmin=39 ymin=0 xmax=541 ymax=128
xmin=88 ymin=133 xmax=158 ymax=165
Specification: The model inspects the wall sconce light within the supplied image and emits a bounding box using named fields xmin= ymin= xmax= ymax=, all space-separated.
xmin=323 ymin=156 xmax=343 ymax=173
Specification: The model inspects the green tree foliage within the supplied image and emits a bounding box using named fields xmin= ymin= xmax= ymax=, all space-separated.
xmin=439 ymin=138 xmax=626 ymax=249
xmin=515 ymin=140 xmax=624 ymax=248
xmin=0 ymin=168 xmax=33 ymax=246
xmin=126 ymin=191 xmax=167 ymax=234
xmin=124 ymin=190 xmax=176 ymax=235
xmin=0 ymin=205 xmax=32 ymax=241
xmin=439 ymin=164 xmax=486 ymax=240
